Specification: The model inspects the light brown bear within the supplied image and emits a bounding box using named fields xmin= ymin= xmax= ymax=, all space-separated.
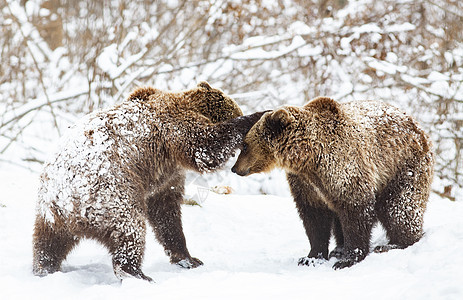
xmin=33 ymin=82 xmax=264 ymax=281
xmin=232 ymin=97 xmax=434 ymax=269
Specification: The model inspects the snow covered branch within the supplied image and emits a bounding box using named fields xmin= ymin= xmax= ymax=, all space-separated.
xmin=1 ymin=0 xmax=462 ymax=198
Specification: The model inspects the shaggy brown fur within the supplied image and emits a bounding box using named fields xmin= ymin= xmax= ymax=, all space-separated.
xmin=232 ymin=97 xmax=434 ymax=269
xmin=33 ymin=82 xmax=264 ymax=281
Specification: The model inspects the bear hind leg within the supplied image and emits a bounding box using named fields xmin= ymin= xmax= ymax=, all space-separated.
xmin=111 ymin=240 xmax=153 ymax=282
xmin=376 ymin=166 xmax=429 ymax=251
xmin=32 ymin=216 xmax=79 ymax=276
xmin=105 ymin=216 xmax=152 ymax=282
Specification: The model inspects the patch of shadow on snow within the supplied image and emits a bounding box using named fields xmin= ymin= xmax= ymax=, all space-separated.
xmin=61 ymin=263 xmax=119 ymax=285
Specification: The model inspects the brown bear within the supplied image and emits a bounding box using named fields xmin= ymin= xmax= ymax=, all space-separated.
xmin=33 ymin=81 xmax=264 ymax=281
xmin=232 ymin=97 xmax=434 ymax=269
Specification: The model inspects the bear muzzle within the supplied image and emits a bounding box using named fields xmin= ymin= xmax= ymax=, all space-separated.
xmin=231 ymin=165 xmax=250 ymax=176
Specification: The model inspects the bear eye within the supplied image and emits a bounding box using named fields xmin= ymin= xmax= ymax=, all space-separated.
xmin=242 ymin=143 xmax=248 ymax=152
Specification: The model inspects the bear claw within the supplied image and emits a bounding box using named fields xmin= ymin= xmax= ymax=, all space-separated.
xmin=329 ymin=246 xmax=344 ymax=259
xmin=333 ymin=259 xmax=356 ymax=270
xmin=176 ymin=257 xmax=203 ymax=269
xmin=298 ymin=256 xmax=326 ymax=267
xmin=373 ymin=244 xmax=404 ymax=253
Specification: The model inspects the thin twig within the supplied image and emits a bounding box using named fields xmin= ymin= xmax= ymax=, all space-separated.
xmin=1 ymin=89 xmax=88 ymax=130
xmin=432 ymin=189 xmax=456 ymax=201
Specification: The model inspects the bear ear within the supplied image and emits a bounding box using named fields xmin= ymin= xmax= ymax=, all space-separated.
xmin=265 ymin=108 xmax=294 ymax=136
xmin=304 ymin=97 xmax=340 ymax=115
xmin=197 ymin=81 xmax=212 ymax=91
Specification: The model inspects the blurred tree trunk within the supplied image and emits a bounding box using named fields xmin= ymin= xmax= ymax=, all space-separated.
xmin=32 ymin=0 xmax=63 ymax=50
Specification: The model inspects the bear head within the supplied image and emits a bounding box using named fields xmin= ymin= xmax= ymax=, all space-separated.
xmin=232 ymin=97 xmax=345 ymax=177
xmin=194 ymin=81 xmax=243 ymax=123
xmin=232 ymin=108 xmax=295 ymax=176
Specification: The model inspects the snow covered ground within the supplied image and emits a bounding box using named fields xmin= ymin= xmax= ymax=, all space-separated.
xmin=1 ymin=168 xmax=462 ymax=300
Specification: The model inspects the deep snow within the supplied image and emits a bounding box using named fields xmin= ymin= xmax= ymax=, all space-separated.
xmin=1 ymin=168 xmax=463 ymax=300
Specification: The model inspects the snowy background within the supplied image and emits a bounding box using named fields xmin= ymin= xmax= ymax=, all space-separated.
xmin=1 ymin=0 xmax=463 ymax=299
xmin=1 ymin=168 xmax=463 ymax=299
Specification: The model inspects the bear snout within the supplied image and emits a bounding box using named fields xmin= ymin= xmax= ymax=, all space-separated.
xmin=231 ymin=165 xmax=250 ymax=176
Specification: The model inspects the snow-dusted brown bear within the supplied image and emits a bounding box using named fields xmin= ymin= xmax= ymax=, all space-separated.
xmin=33 ymin=82 xmax=264 ymax=281
xmin=232 ymin=97 xmax=434 ymax=269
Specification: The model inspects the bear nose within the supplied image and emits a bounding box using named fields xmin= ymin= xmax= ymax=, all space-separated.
xmin=231 ymin=166 xmax=237 ymax=174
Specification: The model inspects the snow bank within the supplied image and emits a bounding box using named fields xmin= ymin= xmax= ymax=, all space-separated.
xmin=0 ymin=168 xmax=462 ymax=299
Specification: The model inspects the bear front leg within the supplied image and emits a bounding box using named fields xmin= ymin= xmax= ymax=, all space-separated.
xmin=287 ymin=174 xmax=333 ymax=266
xmin=147 ymin=174 xmax=203 ymax=269
xmin=333 ymin=201 xmax=375 ymax=270
xmin=329 ymin=216 xmax=345 ymax=259
xmin=296 ymin=205 xmax=334 ymax=267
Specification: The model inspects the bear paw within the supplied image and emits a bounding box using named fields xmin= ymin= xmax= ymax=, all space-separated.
xmin=332 ymin=248 xmax=366 ymax=270
xmin=333 ymin=258 xmax=356 ymax=270
xmin=298 ymin=256 xmax=326 ymax=267
xmin=32 ymin=267 xmax=53 ymax=277
xmin=373 ymin=244 xmax=404 ymax=253
xmin=328 ymin=246 xmax=344 ymax=259
xmin=176 ymin=257 xmax=204 ymax=269
xmin=113 ymin=264 xmax=154 ymax=282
